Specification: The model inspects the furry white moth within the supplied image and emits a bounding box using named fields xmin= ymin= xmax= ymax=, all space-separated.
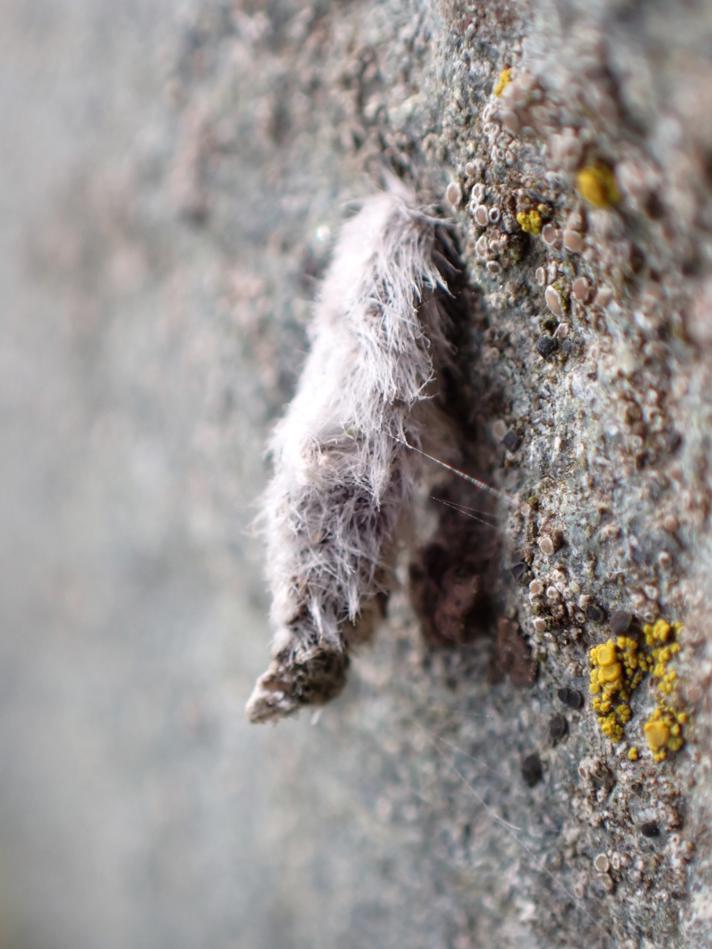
xmin=246 ymin=183 xmax=455 ymax=723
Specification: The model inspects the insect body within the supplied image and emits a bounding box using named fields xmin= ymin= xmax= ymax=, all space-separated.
xmin=246 ymin=184 xmax=455 ymax=723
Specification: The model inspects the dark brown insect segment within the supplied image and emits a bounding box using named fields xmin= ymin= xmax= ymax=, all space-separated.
xmin=246 ymin=640 xmax=350 ymax=724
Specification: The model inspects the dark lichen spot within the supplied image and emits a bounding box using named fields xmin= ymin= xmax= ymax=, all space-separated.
xmin=640 ymin=821 xmax=660 ymax=838
xmin=557 ymin=686 xmax=584 ymax=710
xmin=503 ymin=429 xmax=521 ymax=452
xmin=536 ymin=335 xmax=558 ymax=358
xmin=610 ymin=610 xmax=633 ymax=635
xmin=521 ymin=752 xmax=543 ymax=787
xmin=666 ymin=429 xmax=683 ymax=454
xmin=549 ymin=713 xmax=568 ymax=744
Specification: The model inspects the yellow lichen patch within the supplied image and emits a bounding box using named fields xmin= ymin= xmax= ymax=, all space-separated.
xmin=589 ymin=618 xmax=688 ymax=762
xmin=593 ymin=641 xmax=617 ymax=666
xmin=494 ymin=67 xmax=513 ymax=97
xmin=644 ymin=618 xmax=671 ymax=644
xmin=576 ymin=163 xmax=620 ymax=208
xmin=644 ymin=707 xmax=685 ymax=763
xmin=589 ymin=635 xmax=643 ymax=743
xmin=644 ymin=718 xmax=669 ymax=752
xmin=642 ymin=619 xmax=687 ymax=761
xmin=516 ymin=209 xmax=542 ymax=235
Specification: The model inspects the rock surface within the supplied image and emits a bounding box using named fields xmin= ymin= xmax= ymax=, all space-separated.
xmin=2 ymin=1 xmax=711 ymax=947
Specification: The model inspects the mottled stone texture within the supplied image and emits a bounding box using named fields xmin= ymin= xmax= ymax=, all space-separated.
xmin=2 ymin=1 xmax=711 ymax=947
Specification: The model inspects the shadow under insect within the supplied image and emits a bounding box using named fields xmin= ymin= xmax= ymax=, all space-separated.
xmin=409 ymin=470 xmax=536 ymax=687
xmin=407 ymin=273 xmax=536 ymax=686
xmin=409 ymin=480 xmax=499 ymax=647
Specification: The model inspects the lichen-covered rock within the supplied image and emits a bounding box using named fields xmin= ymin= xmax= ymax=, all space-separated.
xmin=3 ymin=1 xmax=710 ymax=947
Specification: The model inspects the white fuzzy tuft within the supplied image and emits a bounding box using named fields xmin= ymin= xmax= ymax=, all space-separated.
xmin=246 ymin=183 xmax=455 ymax=723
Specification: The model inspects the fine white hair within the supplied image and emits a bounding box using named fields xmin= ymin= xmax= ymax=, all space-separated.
xmin=246 ymin=182 xmax=455 ymax=723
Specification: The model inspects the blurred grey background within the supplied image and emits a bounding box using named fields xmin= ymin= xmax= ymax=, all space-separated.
xmin=0 ymin=3 xmax=324 ymax=947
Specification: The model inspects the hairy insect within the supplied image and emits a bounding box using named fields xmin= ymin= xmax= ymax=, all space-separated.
xmin=246 ymin=183 xmax=458 ymax=723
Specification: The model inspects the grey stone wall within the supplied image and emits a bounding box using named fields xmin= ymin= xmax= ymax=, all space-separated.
xmin=2 ymin=1 xmax=710 ymax=947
